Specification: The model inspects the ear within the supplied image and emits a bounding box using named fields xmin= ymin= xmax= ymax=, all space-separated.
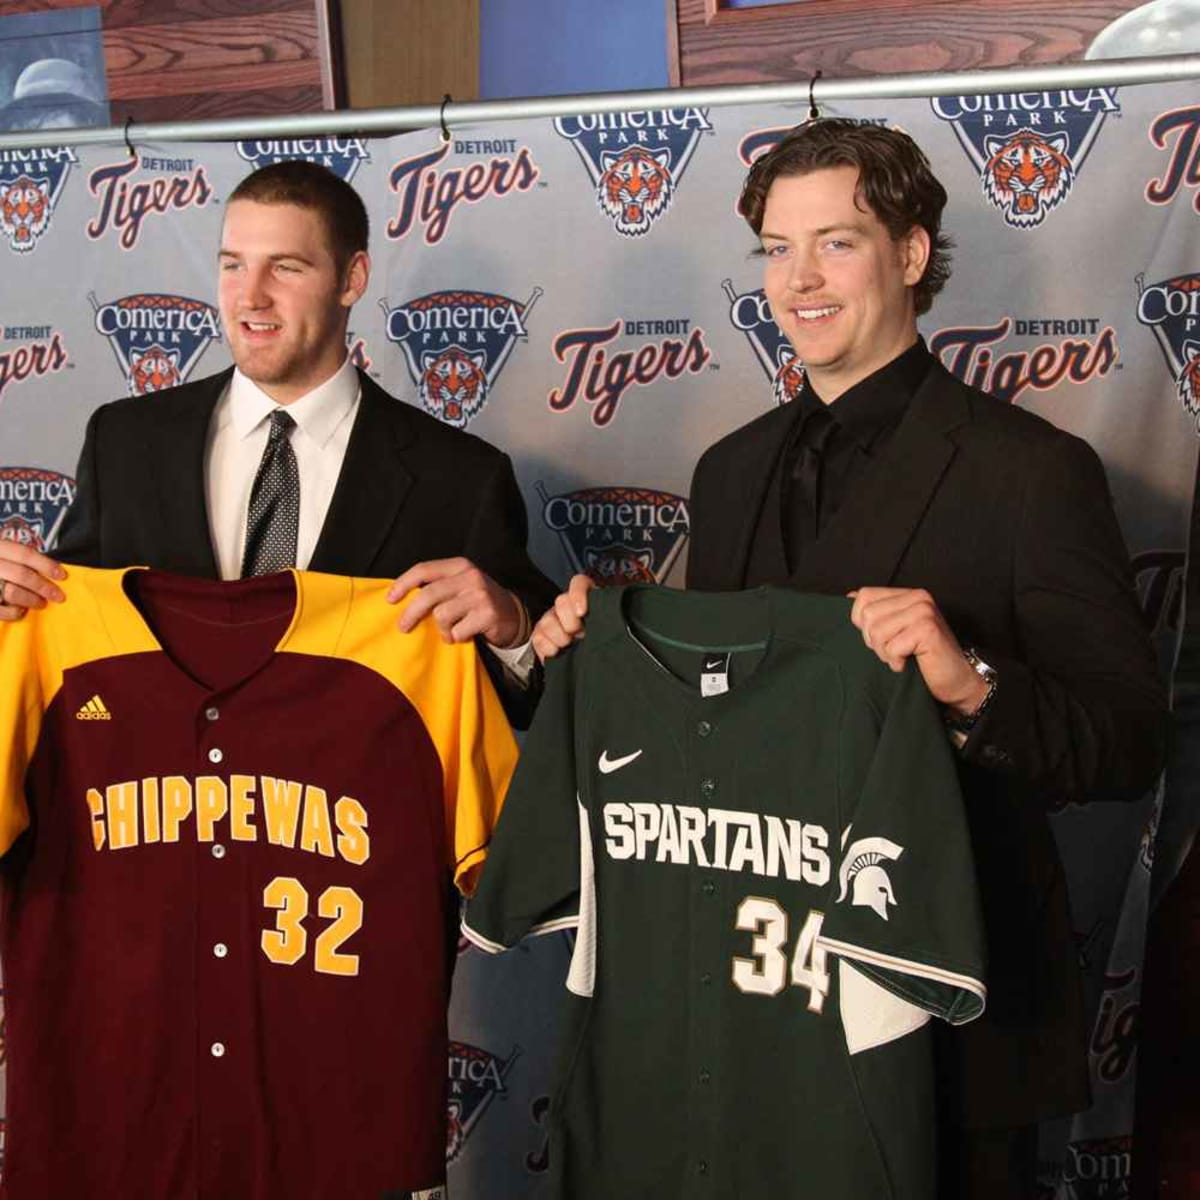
xmin=901 ymin=226 xmax=931 ymax=290
xmin=983 ymin=134 xmax=1007 ymax=159
xmin=1047 ymin=133 xmax=1070 ymax=157
xmin=340 ymin=249 xmax=370 ymax=308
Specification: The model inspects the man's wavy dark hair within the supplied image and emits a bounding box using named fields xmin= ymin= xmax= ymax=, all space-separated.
xmin=228 ymin=159 xmax=369 ymax=272
xmin=739 ymin=119 xmax=952 ymax=316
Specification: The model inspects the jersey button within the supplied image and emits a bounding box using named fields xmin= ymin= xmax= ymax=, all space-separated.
xmin=212 ymin=843 xmax=226 ymax=859
xmin=210 ymin=1042 xmax=225 ymax=1058
xmin=205 ymin=706 xmax=220 ymax=722
xmin=699 ymin=778 xmax=715 ymax=799
xmin=697 ymin=1160 xmax=709 ymax=1176
xmin=701 ymin=881 xmax=715 ymax=897
xmin=213 ymin=943 xmax=228 ymax=959
xmin=698 ymin=1068 xmax=711 ymax=1084
xmin=700 ymin=972 xmax=712 ymax=986
xmin=697 ymin=720 xmax=712 ymax=738
xmin=207 ymin=747 xmax=223 ymax=764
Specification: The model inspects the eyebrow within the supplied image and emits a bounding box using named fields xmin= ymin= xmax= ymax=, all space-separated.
xmin=759 ymin=222 xmax=866 ymax=241
xmin=217 ymin=249 xmax=317 ymax=265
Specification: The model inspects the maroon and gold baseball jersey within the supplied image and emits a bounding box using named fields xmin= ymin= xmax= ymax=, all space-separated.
xmin=0 ymin=566 xmax=518 ymax=1200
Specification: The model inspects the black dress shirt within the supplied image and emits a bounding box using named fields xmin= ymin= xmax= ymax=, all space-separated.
xmin=746 ymin=339 xmax=935 ymax=580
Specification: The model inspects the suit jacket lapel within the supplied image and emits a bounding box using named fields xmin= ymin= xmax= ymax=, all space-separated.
xmin=146 ymin=370 xmax=229 ymax=578
xmin=792 ymin=363 xmax=971 ymax=593
xmin=722 ymin=402 xmax=802 ymax=589
xmin=309 ymin=371 xmax=414 ymax=575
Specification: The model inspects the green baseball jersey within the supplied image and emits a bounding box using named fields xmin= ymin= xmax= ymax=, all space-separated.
xmin=464 ymin=584 xmax=986 ymax=1199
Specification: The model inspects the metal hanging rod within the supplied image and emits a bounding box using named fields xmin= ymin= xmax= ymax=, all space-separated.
xmin=1 ymin=53 xmax=1197 ymax=152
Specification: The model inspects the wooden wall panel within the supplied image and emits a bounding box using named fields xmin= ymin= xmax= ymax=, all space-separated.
xmin=0 ymin=0 xmax=331 ymax=127
xmin=676 ymin=0 xmax=1155 ymax=85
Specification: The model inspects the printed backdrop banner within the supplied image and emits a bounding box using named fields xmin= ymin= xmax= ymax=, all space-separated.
xmin=1 ymin=82 xmax=1197 ymax=1198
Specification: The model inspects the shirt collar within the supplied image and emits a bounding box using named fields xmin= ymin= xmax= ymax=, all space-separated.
xmin=801 ymin=338 xmax=934 ymax=450
xmin=228 ymin=355 xmax=360 ymax=448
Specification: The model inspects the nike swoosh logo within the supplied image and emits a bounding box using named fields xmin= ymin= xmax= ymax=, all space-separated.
xmin=703 ymin=658 xmax=725 ymax=671
xmin=598 ymin=749 xmax=643 ymax=774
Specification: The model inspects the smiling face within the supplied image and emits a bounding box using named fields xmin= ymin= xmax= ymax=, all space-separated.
xmin=217 ymin=199 xmax=368 ymax=405
xmin=759 ymin=166 xmax=930 ymax=403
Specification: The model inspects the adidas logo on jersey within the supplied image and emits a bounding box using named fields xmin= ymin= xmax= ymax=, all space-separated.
xmin=76 ymin=695 xmax=112 ymax=721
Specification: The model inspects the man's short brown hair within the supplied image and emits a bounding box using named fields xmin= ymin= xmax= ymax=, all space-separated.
xmin=227 ymin=160 xmax=369 ymax=272
xmin=740 ymin=118 xmax=952 ymax=315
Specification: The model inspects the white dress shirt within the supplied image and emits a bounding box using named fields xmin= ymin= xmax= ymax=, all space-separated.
xmin=203 ymin=356 xmax=534 ymax=677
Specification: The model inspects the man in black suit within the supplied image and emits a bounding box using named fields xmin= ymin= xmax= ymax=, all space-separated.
xmin=534 ymin=119 xmax=1166 ymax=1197
xmin=0 ymin=160 xmax=556 ymax=713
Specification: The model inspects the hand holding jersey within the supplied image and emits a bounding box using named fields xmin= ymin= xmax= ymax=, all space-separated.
xmin=0 ymin=538 xmax=66 ymax=620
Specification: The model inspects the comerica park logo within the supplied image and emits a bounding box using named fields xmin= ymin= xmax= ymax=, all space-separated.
xmin=382 ymin=288 xmax=540 ymax=428
xmin=930 ymin=316 xmax=1118 ymax=404
xmin=0 ymin=146 xmax=77 ymax=254
xmin=932 ymin=88 xmax=1119 ymax=228
xmin=0 ymin=467 xmax=76 ymax=552
xmin=1136 ymin=272 xmax=1200 ymax=429
xmin=446 ymin=1041 xmax=518 ymax=1163
xmin=723 ymin=280 xmax=803 ymax=405
xmin=554 ymin=108 xmax=711 ymax=237
xmin=236 ymin=137 xmax=370 ymax=183
xmin=538 ymin=484 xmax=691 ymax=586
xmin=91 ymin=293 xmax=222 ymax=396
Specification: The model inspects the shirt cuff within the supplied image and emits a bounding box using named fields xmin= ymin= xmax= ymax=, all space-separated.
xmin=488 ymin=637 xmax=536 ymax=686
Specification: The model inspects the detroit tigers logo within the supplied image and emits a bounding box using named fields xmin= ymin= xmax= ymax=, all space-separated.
xmin=554 ymin=107 xmax=711 ymax=238
xmin=836 ymin=829 xmax=904 ymax=921
xmin=129 ymin=345 xmax=182 ymax=394
xmin=773 ymin=347 xmax=805 ymax=405
xmin=0 ymin=176 xmax=50 ymax=253
xmin=932 ymin=88 xmax=1117 ymax=229
xmin=419 ymin=346 xmax=487 ymax=427
xmin=597 ymin=146 xmax=674 ymax=237
xmin=981 ymin=130 xmax=1074 ymax=227
xmin=1136 ymin=271 xmax=1200 ymax=432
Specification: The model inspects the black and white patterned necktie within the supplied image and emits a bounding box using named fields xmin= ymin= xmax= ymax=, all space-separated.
xmin=241 ymin=409 xmax=299 ymax=577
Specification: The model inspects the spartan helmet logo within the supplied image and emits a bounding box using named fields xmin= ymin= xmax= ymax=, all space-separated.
xmin=836 ymin=828 xmax=905 ymax=921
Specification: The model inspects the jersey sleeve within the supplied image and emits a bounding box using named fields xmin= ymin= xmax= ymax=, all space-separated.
xmin=819 ymin=661 xmax=986 ymax=1028
xmin=330 ymin=579 xmax=520 ymax=896
xmin=0 ymin=611 xmax=45 ymax=855
xmin=462 ymin=650 xmax=584 ymax=952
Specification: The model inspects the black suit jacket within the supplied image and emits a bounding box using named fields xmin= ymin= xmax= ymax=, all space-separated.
xmin=55 ymin=368 xmax=559 ymax=723
xmin=688 ymin=359 xmax=1167 ymax=1128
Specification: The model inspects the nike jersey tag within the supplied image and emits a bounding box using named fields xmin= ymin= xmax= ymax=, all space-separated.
xmin=700 ymin=652 xmax=730 ymax=697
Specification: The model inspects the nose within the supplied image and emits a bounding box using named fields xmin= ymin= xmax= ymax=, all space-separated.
xmin=786 ymin=246 xmax=822 ymax=293
xmin=241 ymin=264 xmax=271 ymax=309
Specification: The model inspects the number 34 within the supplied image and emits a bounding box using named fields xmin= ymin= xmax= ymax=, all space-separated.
xmin=732 ymin=897 xmax=829 ymax=1012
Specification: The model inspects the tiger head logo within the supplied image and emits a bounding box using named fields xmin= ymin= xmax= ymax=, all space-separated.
xmin=0 ymin=175 xmax=51 ymax=252
xmin=982 ymin=130 xmax=1074 ymax=228
xmin=419 ymin=347 xmax=488 ymax=428
xmin=598 ymin=147 xmax=674 ymax=237
xmin=129 ymin=344 xmax=182 ymax=395
xmin=0 ymin=515 xmax=39 ymax=548
xmin=584 ymin=544 xmax=655 ymax=586
xmin=773 ymin=347 xmax=805 ymax=406
xmin=837 ymin=830 xmax=905 ymax=921
xmin=1178 ymin=339 xmax=1200 ymax=425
